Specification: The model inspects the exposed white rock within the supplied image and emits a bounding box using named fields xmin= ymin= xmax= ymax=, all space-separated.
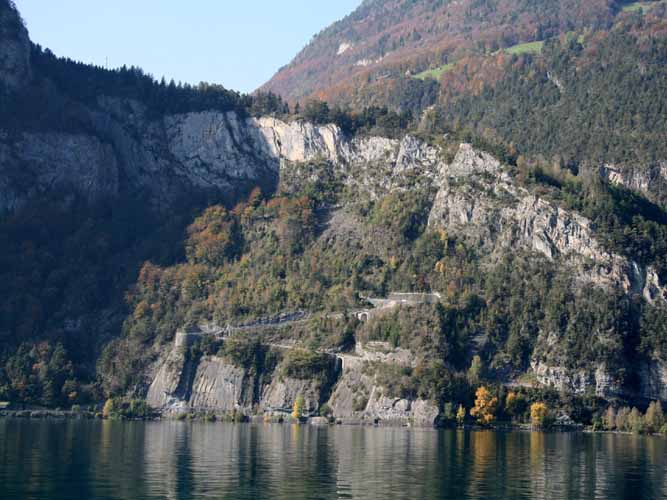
xmin=355 ymin=58 xmax=373 ymax=67
xmin=164 ymin=112 xmax=279 ymax=189
xmin=355 ymin=57 xmax=383 ymax=67
xmin=146 ymin=345 xmax=190 ymax=409
xmin=428 ymin=143 xmax=667 ymax=303
xmin=261 ymin=376 xmax=324 ymax=415
xmin=355 ymin=342 xmax=416 ymax=367
xmin=188 ymin=357 xmax=251 ymax=411
xmin=600 ymin=162 xmax=667 ymax=207
xmin=640 ymin=359 xmax=667 ymax=401
xmin=337 ymin=42 xmax=353 ymax=55
xmin=327 ymin=356 xmax=439 ymax=426
xmin=531 ymin=361 xmax=622 ymax=398
xmin=364 ymin=388 xmax=439 ymax=427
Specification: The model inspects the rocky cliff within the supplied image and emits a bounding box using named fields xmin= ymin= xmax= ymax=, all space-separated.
xmin=428 ymin=144 xmax=666 ymax=304
xmin=0 ymin=1 xmax=30 ymax=91
xmin=137 ymin=137 xmax=667 ymax=416
xmin=600 ymin=162 xmax=667 ymax=209
xmin=145 ymin=332 xmax=439 ymax=426
xmin=3 ymin=0 xmax=667 ymax=416
xmin=1 ymin=98 xmax=444 ymax=213
xmin=147 ymin=333 xmax=342 ymax=418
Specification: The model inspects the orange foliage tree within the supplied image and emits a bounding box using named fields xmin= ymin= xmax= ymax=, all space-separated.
xmin=470 ymin=386 xmax=498 ymax=425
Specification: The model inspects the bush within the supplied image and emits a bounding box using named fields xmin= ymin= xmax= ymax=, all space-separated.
xmin=456 ymin=405 xmax=466 ymax=425
xmin=292 ymin=395 xmax=305 ymax=419
xmin=353 ymin=395 xmax=369 ymax=412
xmin=319 ymin=403 xmax=333 ymax=418
xmin=280 ymin=350 xmax=331 ymax=381
xmin=102 ymin=398 xmax=152 ymax=420
xmin=602 ymin=407 xmax=616 ymax=431
xmin=505 ymin=392 xmax=527 ymax=419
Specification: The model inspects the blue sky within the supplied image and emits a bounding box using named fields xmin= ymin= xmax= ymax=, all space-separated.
xmin=15 ymin=1 xmax=361 ymax=93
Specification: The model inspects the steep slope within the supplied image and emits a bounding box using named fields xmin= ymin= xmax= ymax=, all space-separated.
xmin=261 ymin=0 xmax=618 ymax=106
xmin=0 ymin=1 xmax=30 ymax=91
xmin=2 ymin=0 xmax=667 ymax=427
xmin=262 ymin=0 xmax=667 ymax=208
xmin=132 ymin=137 xmax=667 ymax=423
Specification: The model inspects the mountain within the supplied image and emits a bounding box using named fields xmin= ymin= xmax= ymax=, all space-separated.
xmin=261 ymin=0 xmax=619 ymax=106
xmin=1 ymin=0 xmax=667 ymax=428
xmin=262 ymin=0 xmax=667 ymax=195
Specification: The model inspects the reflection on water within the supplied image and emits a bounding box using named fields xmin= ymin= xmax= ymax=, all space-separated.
xmin=1 ymin=419 xmax=666 ymax=500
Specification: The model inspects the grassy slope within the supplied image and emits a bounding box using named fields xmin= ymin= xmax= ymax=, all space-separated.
xmin=623 ymin=1 xmax=658 ymax=12
xmin=504 ymin=40 xmax=545 ymax=55
xmin=413 ymin=40 xmax=544 ymax=81
xmin=413 ymin=63 xmax=455 ymax=80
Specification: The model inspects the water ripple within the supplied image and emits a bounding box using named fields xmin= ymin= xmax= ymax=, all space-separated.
xmin=0 ymin=420 xmax=666 ymax=500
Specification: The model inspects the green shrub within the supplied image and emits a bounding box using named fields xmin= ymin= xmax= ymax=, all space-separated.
xmin=280 ymin=349 xmax=331 ymax=381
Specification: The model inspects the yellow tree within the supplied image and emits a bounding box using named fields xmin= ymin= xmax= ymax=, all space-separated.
xmin=530 ymin=402 xmax=548 ymax=429
xmin=102 ymin=398 xmax=115 ymax=419
xmin=470 ymin=387 xmax=498 ymax=425
xmin=644 ymin=401 xmax=664 ymax=434
xmin=505 ymin=391 xmax=519 ymax=417
xmin=456 ymin=405 xmax=467 ymax=426
xmin=602 ymin=407 xmax=616 ymax=431
xmin=292 ymin=395 xmax=305 ymax=420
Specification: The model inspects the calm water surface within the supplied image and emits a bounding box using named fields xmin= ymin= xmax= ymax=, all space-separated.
xmin=1 ymin=419 xmax=666 ymax=500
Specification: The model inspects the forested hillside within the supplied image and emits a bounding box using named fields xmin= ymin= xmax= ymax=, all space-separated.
xmin=435 ymin=6 xmax=667 ymax=172
xmin=262 ymin=0 xmax=619 ymax=105
xmin=263 ymin=1 xmax=667 ymax=181
xmin=1 ymin=0 xmax=667 ymax=429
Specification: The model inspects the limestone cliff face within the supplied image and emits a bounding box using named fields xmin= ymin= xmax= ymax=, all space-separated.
xmin=600 ymin=162 xmax=667 ymax=208
xmin=0 ymin=1 xmax=31 ymax=91
xmin=426 ymin=144 xmax=667 ymax=396
xmin=328 ymin=356 xmax=439 ymax=427
xmin=640 ymin=359 xmax=667 ymax=402
xmin=0 ymin=103 xmax=442 ymax=212
xmin=530 ymin=361 xmax=623 ymax=398
xmin=147 ymin=333 xmax=438 ymax=425
xmin=187 ymin=357 xmax=257 ymax=412
xmin=427 ymin=144 xmax=666 ymax=304
xmin=143 ymin=140 xmax=667 ymax=407
xmin=146 ymin=334 xmax=340 ymax=416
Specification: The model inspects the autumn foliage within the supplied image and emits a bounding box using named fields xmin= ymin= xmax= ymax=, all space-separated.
xmin=470 ymin=386 xmax=498 ymax=425
xmin=530 ymin=402 xmax=549 ymax=429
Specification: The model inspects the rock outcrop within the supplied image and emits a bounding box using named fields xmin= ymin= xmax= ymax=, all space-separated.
xmin=147 ymin=332 xmax=439 ymax=426
xmin=600 ymin=162 xmax=667 ymax=209
xmin=427 ymin=144 xmax=667 ymax=304
xmin=640 ymin=359 xmax=667 ymax=402
xmin=530 ymin=361 xmax=623 ymax=398
xmin=328 ymin=360 xmax=439 ymax=427
xmin=0 ymin=1 xmax=31 ymax=91
xmin=0 ymin=102 xmax=443 ymax=212
xmin=146 ymin=333 xmax=340 ymax=417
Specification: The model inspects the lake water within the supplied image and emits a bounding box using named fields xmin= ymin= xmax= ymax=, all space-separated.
xmin=1 ymin=419 xmax=666 ymax=500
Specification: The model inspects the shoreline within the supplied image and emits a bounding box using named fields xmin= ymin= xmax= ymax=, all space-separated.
xmin=4 ymin=409 xmax=664 ymax=437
